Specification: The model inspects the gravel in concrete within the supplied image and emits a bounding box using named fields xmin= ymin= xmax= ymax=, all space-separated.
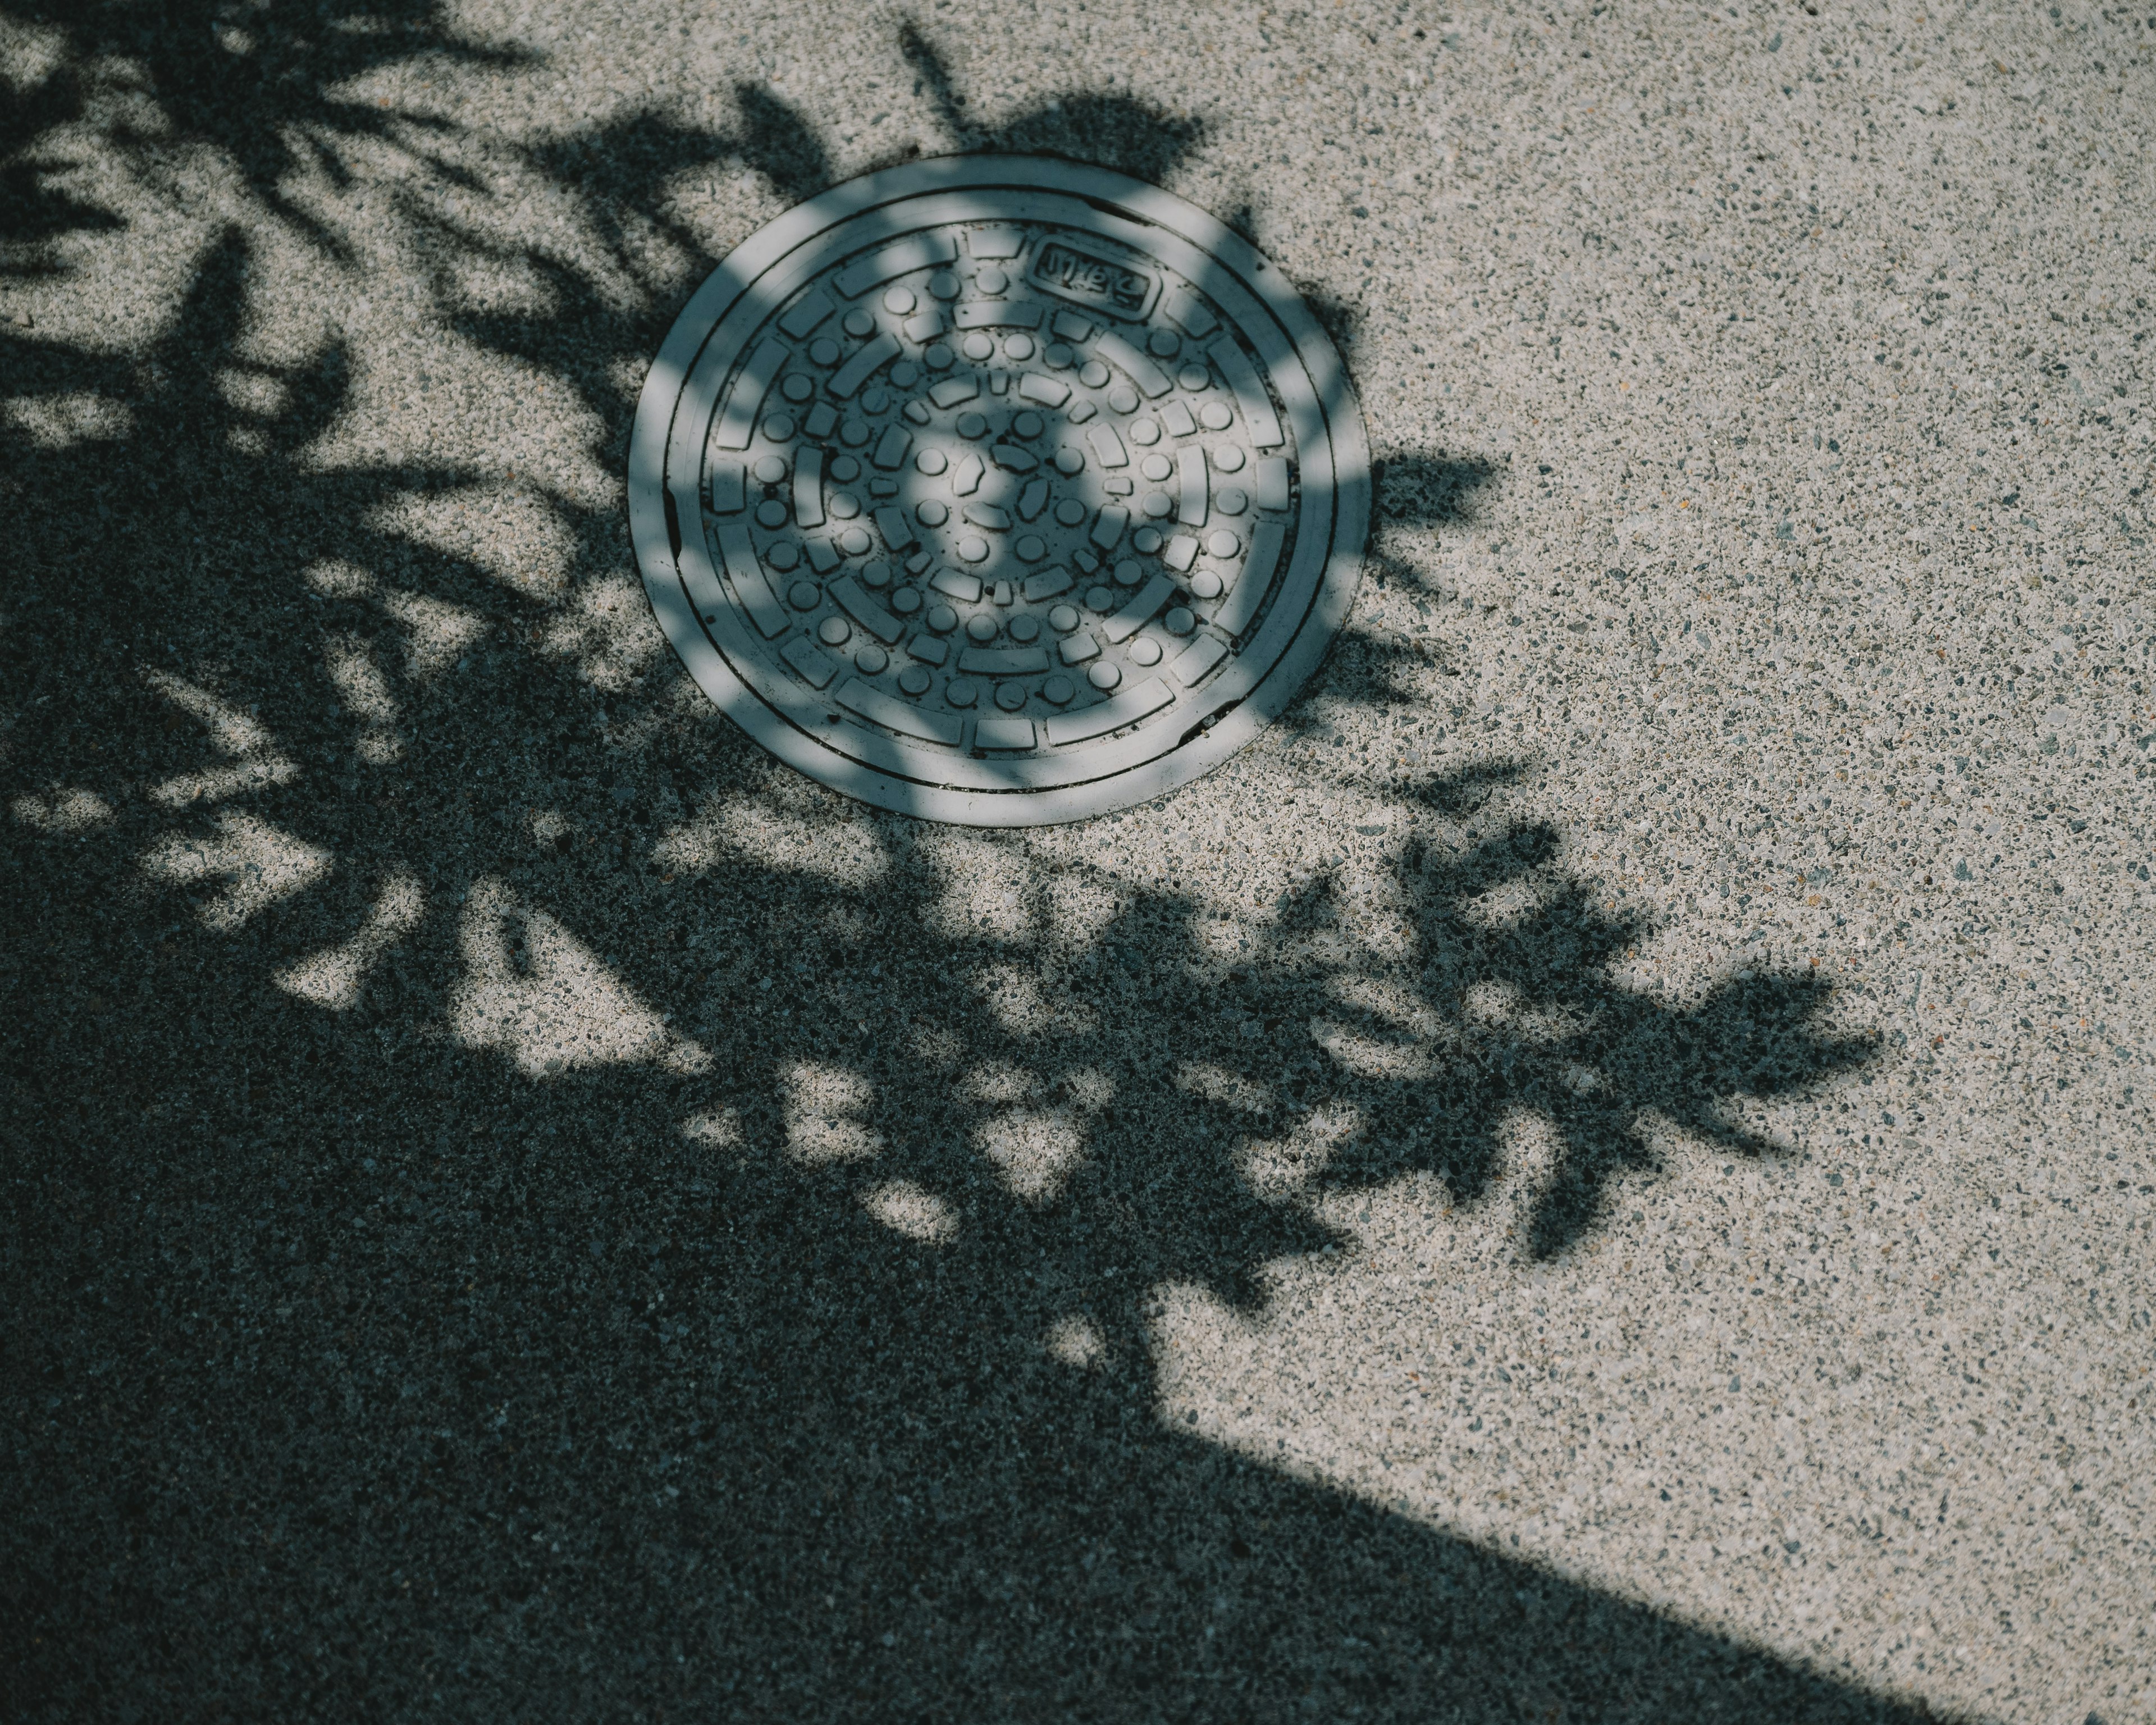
xmin=3 ymin=2 xmax=2150 ymax=1721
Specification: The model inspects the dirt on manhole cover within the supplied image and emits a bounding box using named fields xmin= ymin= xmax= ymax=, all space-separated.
xmin=629 ymin=156 xmax=1368 ymax=825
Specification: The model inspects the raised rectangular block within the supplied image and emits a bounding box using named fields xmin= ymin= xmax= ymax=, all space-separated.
xmin=1094 ymin=332 xmax=1173 ymax=399
xmin=1016 ymin=478 xmax=1049 ymax=522
xmin=871 ymin=425 xmax=912 ymax=471
xmin=1168 ymin=632 xmax=1227 ymax=686
xmin=835 ymin=233 xmax=958 ymax=298
xmin=1022 ymin=567 xmax=1072 ymax=603
xmin=1090 ymin=505 xmax=1129 ymax=552
xmin=903 ymin=309 xmax=946 ymax=343
xmin=906 ymin=632 xmax=949 ymax=666
xmin=829 ymin=332 xmax=900 ymax=400
xmin=805 ymin=538 xmax=841 ymax=574
xmin=1017 ymin=373 xmax=1070 ymax=408
xmin=1253 ymin=456 xmax=1291 ymax=512
xmin=830 ymin=577 xmax=903 ymax=644
xmin=966 ymin=225 xmax=1025 ymax=259
xmin=1213 ymin=519 xmax=1285 ymax=638
xmin=1029 ymin=236 xmax=1160 ymax=320
xmin=873 ymin=506 xmax=915 ymax=553
xmin=974 ymin=717 xmax=1037 ymax=751
xmin=836 ymin=678 xmax=962 ymax=745
xmin=1162 ymin=533 xmax=1198 ymax=572
xmin=957 ymin=646 xmax=1049 ymax=676
xmin=1158 ymin=399 xmax=1196 ymax=439
xmin=708 ymin=460 xmax=745 ymax=514
xmin=1161 ymin=288 xmax=1217 ymax=340
xmin=802 ymin=401 xmax=838 ymax=440
xmin=1102 ymin=573 xmax=1174 ymax=644
xmin=990 ymin=443 xmax=1038 ymax=474
xmin=1057 ymin=631 xmax=1101 ymax=666
xmin=711 ymin=339 xmax=787 ymax=449
xmin=930 ymin=568 xmax=982 ymax=603
xmin=955 ymin=300 xmax=1044 ymax=329
xmin=1050 ymin=310 xmax=1094 ymax=343
xmin=792 ymin=445 xmax=825 ymax=528
xmin=1177 ymin=445 xmax=1208 ymax=527
xmin=682 ymin=552 xmax=727 ymax=623
xmin=949 ymin=452 xmax=984 ymax=496
xmin=715 ymin=524 xmax=787 ymax=638
xmin=1043 ymin=678 xmax=1173 ymax=746
xmin=930 ymin=375 xmax=980 ymax=409
xmin=779 ymin=289 xmax=835 ymax=338
xmin=1209 ymin=339 xmax=1284 ymax=449
xmin=1086 ymin=424 xmax=1127 ymax=467
xmin=780 ymin=635 xmax=839 ymax=690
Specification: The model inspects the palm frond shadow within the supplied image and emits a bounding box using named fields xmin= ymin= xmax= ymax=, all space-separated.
xmin=0 ymin=20 xmax=1907 ymax=1722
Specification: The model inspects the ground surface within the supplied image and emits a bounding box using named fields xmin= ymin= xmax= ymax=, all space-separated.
xmin=3 ymin=2 xmax=2152 ymax=1721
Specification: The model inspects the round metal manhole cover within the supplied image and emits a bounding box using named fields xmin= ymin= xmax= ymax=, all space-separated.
xmin=629 ymin=156 xmax=1368 ymax=825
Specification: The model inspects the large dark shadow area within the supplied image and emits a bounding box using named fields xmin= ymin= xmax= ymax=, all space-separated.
xmin=1 ymin=10 xmax=1904 ymax=1720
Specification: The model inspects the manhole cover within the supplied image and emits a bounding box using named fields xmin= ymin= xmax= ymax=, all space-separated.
xmin=629 ymin=156 xmax=1367 ymax=825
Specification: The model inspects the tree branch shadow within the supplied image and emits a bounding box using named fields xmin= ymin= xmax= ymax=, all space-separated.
xmin=0 ymin=18 xmax=1911 ymax=1723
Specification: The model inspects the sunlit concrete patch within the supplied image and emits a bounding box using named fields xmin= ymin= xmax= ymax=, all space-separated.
xmin=959 ymin=1062 xmax=1037 ymax=1107
xmin=538 ymin=571 xmax=665 ymax=691
xmin=273 ymin=869 xmax=423 ymax=1011
xmin=217 ymin=367 xmax=288 ymax=417
xmin=0 ymin=11 xmax=66 ymax=86
xmin=1326 ymin=974 xmax=1442 ymax=1036
xmin=781 ymin=1062 xmax=881 ymax=1166
xmin=12 ymin=787 xmax=114 ymax=833
xmin=1035 ymin=870 xmax=1123 ymax=957
xmin=857 ymin=1179 xmax=957 ymax=1245
xmin=1174 ymin=1061 xmax=1274 ymax=1117
xmin=376 ymin=587 xmax=486 ymax=679
xmin=975 ymin=1107 xmax=1087 ymax=1206
xmin=970 ymin=962 xmax=1096 ymax=1037
xmin=448 ymin=877 xmax=709 ymax=1078
xmin=920 ymin=834 xmax=1037 ymax=942
xmin=2 ymin=391 xmax=133 ymax=447
xmin=322 ymin=634 xmax=403 ymax=764
xmin=440 ymin=246 xmax=560 ymax=321
xmin=654 ymin=795 xmax=888 ymax=886
xmin=1232 ymin=1102 xmax=1361 ymax=1204
xmin=1043 ymin=1314 xmax=1108 ymax=1372
xmin=1310 ymin=1019 xmax=1441 ymax=1082
xmin=680 ymin=1108 xmax=744 ymax=1151
xmin=143 ymin=668 xmax=298 ymax=807
xmin=303 ymin=560 xmax=374 ymax=600
xmin=1454 ymin=979 xmax=1595 ymax=1047
xmin=1139 ymin=1158 xmax=2155 ymax=1721
xmin=905 ymin=1020 xmax=967 ymax=1070
xmin=141 ymin=811 xmax=331 ymax=930
xmin=1460 ymin=869 xmax=1566 ymax=929
xmin=372 ymin=483 xmax=577 ymax=601
xmin=302 ymin=561 xmax=487 ymax=678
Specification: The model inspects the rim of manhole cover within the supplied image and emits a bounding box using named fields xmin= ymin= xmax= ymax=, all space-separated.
xmin=629 ymin=155 xmax=1368 ymax=826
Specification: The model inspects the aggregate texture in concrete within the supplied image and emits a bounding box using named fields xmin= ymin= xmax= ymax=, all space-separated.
xmin=2 ymin=2 xmax=2151 ymax=1721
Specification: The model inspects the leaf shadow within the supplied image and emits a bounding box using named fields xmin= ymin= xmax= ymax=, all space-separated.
xmin=0 ymin=21 xmax=1911 ymax=1723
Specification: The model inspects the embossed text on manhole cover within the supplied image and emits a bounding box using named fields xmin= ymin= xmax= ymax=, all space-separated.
xmin=628 ymin=157 xmax=1368 ymax=825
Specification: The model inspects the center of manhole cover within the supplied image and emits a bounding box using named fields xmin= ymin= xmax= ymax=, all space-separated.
xmin=629 ymin=156 xmax=1368 ymax=825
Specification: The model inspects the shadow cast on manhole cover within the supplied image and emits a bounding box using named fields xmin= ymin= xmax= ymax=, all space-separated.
xmin=629 ymin=156 xmax=1368 ymax=825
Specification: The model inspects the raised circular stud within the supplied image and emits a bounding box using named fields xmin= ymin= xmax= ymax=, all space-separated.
xmin=631 ymin=156 xmax=1367 ymax=825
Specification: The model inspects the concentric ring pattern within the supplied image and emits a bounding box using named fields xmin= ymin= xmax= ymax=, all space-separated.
xmin=629 ymin=156 xmax=1368 ymax=825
